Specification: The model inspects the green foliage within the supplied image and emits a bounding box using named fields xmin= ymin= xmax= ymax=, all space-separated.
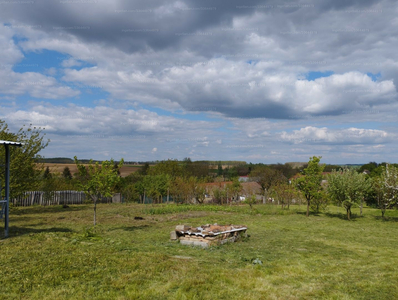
xmin=358 ymin=161 xmax=378 ymax=174
xmin=244 ymin=194 xmax=257 ymax=209
xmin=148 ymin=159 xmax=183 ymax=178
xmin=227 ymin=177 xmax=242 ymax=202
xmin=270 ymin=182 xmax=300 ymax=210
xmin=142 ymin=174 xmax=171 ymax=204
xmin=323 ymin=164 xmax=343 ymax=172
xmin=74 ymin=156 xmax=123 ymax=225
xmin=217 ymin=161 xmax=223 ymax=176
xmin=43 ymin=166 xmax=52 ymax=180
xmin=183 ymin=157 xmax=210 ymax=178
xmin=250 ymin=166 xmax=286 ymax=199
xmin=327 ymin=167 xmax=371 ymax=220
xmin=378 ymin=164 xmax=398 ymax=217
xmin=139 ymin=162 xmax=150 ymax=175
xmin=296 ymin=156 xmax=325 ymax=216
xmin=0 ymin=120 xmax=49 ymax=198
xmin=62 ymin=166 xmax=72 ymax=180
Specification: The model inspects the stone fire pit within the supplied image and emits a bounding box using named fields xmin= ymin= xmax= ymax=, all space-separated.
xmin=171 ymin=224 xmax=247 ymax=248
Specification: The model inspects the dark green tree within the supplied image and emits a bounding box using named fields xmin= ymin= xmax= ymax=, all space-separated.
xmin=43 ymin=166 xmax=52 ymax=179
xmin=140 ymin=162 xmax=150 ymax=175
xmin=217 ymin=161 xmax=223 ymax=176
xmin=62 ymin=166 xmax=73 ymax=180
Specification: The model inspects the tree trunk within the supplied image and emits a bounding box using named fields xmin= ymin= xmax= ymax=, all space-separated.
xmin=306 ymin=199 xmax=310 ymax=217
xmin=94 ymin=199 xmax=97 ymax=226
xmin=346 ymin=208 xmax=351 ymax=221
xmin=360 ymin=198 xmax=363 ymax=216
xmin=381 ymin=208 xmax=385 ymax=218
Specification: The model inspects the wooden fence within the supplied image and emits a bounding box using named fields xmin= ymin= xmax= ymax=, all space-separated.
xmin=11 ymin=191 xmax=119 ymax=207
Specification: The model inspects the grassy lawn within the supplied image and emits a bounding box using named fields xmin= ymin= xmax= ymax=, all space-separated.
xmin=1 ymin=203 xmax=398 ymax=299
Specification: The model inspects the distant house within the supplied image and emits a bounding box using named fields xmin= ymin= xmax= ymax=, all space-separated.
xmin=203 ymin=181 xmax=262 ymax=202
xmin=238 ymin=176 xmax=250 ymax=182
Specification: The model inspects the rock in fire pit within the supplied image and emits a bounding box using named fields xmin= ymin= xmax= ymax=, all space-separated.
xmin=171 ymin=224 xmax=248 ymax=248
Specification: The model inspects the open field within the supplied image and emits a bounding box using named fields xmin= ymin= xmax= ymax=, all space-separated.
xmin=40 ymin=163 xmax=142 ymax=177
xmin=1 ymin=204 xmax=398 ymax=299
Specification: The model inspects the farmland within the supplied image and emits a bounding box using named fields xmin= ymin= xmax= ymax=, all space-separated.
xmin=1 ymin=203 xmax=398 ymax=299
xmin=39 ymin=163 xmax=143 ymax=178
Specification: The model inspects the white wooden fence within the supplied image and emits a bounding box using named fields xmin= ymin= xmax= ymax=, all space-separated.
xmin=11 ymin=191 xmax=120 ymax=207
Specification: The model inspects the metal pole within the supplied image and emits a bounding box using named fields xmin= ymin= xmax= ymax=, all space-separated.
xmin=5 ymin=144 xmax=10 ymax=238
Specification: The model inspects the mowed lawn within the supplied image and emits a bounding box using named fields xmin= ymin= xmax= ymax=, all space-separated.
xmin=1 ymin=203 xmax=398 ymax=299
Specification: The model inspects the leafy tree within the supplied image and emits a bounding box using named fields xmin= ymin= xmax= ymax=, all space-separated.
xmin=309 ymin=189 xmax=328 ymax=213
xmin=62 ymin=166 xmax=73 ymax=180
xmin=74 ymin=156 xmax=123 ymax=225
xmin=244 ymin=194 xmax=257 ymax=209
xmin=0 ymin=120 xmax=49 ymax=198
xmin=121 ymin=173 xmax=144 ymax=203
xmin=142 ymin=174 xmax=171 ymax=204
xmin=170 ymin=177 xmax=191 ymax=204
xmin=372 ymin=176 xmax=387 ymax=217
xmin=323 ymin=164 xmax=343 ymax=172
xmin=358 ymin=162 xmax=378 ymax=175
xmin=183 ymin=158 xmax=209 ymax=178
xmin=236 ymin=164 xmax=250 ymax=176
xmin=327 ymin=168 xmax=371 ymax=220
xmin=148 ymin=159 xmax=183 ymax=178
xmin=217 ymin=161 xmax=223 ymax=176
xmin=250 ymin=166 xmax=286 ymax=203
xmin=226 ymin=177 xmax=242 ymax=202
xmin=225 ymin=167 xmax=238 ymax=180
xmin=212 ymin=187 xmax=223 ymax=204
xmin=296 ymin=156 xmax=324 ymax=217
xmin=43 ymin=166 xmax=52 ymax=179
xmin=140 ymin=162 xmax=150 ymax=175
xmin=379 ymin=164 xmax=398 ymax=217
xmin=269 ymin=163 xmax=299 ymax=180
xmin=271 ymin=182 xmax=300 ymax=209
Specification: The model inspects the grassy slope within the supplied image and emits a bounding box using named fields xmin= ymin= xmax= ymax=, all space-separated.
xmin=1 ymin=204 xmax=398 ymax=299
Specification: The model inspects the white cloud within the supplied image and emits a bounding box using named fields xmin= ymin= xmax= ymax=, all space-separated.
xmin=1 ymin=1 xmax=398 ymax=163
xmin=61 ymin=58 xmax=82 ymax=68
xmin=280 ymin=126 xmax=390 ymax=145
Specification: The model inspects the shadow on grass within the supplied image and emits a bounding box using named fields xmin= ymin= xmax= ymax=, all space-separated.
xmin=10 ymin=205 xmax=89 ymax=215
xmin=1 ymin=226 xmax=73 ymax=238
xmin=296 ymin=211 xmax=322 ymax=217
xmin=109 ymin=225 xmax=150 ymax=232
xmin=373 ymin=216 xmax=398 ymax=222
xmin=324 ymin=212 xmax=360 ymax=221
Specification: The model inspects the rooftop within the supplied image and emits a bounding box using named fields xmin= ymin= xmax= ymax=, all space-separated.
xmin=0 ymin=140 xmax=23 ymax=146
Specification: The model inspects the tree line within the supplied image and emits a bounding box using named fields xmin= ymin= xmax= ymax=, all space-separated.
xmin=1 ymin=119 xmax=398 ymax=225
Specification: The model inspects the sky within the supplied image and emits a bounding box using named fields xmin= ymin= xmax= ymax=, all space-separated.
xmin=0 ymin=0 xmax=397 ymax=164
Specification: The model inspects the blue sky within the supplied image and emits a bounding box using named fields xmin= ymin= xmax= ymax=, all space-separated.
xmin=1 ymin=0 xmax=397 ymax=164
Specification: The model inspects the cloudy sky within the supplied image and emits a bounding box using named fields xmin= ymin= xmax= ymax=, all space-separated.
xmin=0 ymin=0 xmax=397 ymax=163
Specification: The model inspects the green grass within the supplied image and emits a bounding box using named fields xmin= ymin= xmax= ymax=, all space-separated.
xmin=1 ymin=203 xmax=398 ymax=299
